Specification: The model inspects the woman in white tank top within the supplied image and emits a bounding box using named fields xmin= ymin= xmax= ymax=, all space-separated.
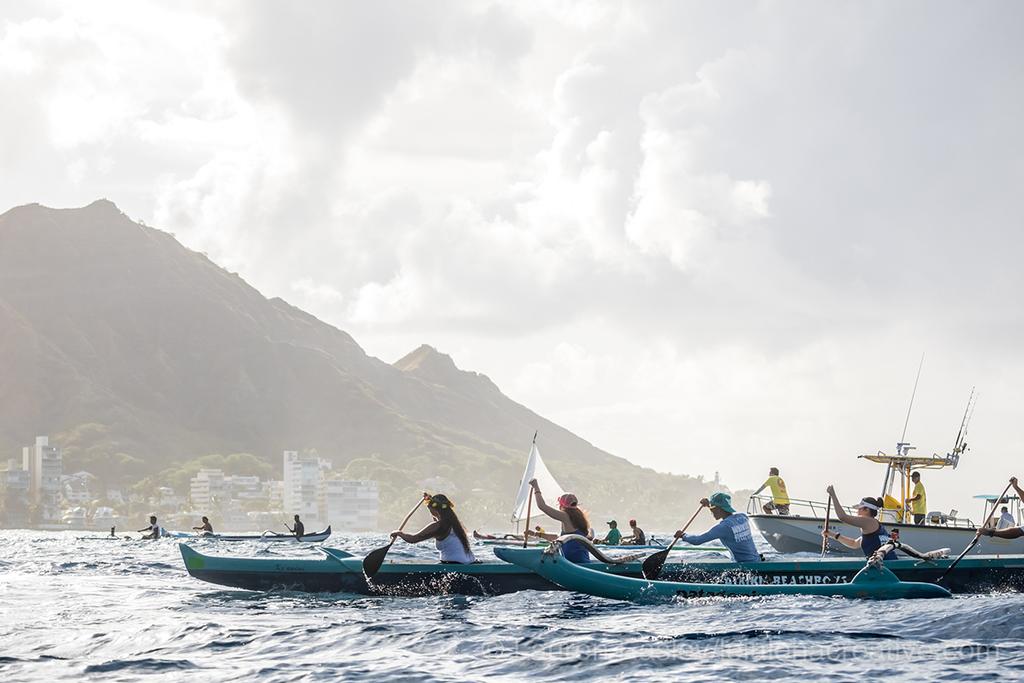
xmin=390 ymin=493 xmax=477 ymax=564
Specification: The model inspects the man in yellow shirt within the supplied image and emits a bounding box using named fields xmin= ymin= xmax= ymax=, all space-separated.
xmin=907 ymin=472 xmax=927 ymax=525
xmin=753 ymin=467 xmax=790 ymax=515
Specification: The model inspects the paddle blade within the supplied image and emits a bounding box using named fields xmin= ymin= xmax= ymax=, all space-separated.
xmin=362 ymin=542 xmax=393 ymax=579
xmin=641 ymin=548 xmax=670 ymax=580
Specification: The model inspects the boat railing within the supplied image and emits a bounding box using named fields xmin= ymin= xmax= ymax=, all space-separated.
xmin=747 ymin=494 xmax=851 ymax=518
xmin=748 ymin=494 xmax=978 ymax=528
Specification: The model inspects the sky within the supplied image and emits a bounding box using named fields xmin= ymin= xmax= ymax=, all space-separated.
xmin=2 ymin=1 xmax=1023 ymax=518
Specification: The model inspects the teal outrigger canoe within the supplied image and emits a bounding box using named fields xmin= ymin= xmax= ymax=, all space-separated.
xmin=494 ymin=546 xmax=952 ymax=600
xmin=179 ymin=544 xmax=1023 ymax=597
xmin=179 ymin=544 xmax=727 ymax=596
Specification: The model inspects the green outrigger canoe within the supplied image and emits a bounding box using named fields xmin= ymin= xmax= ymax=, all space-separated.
xmin=494 ymin=546 xmax=952 ymax=600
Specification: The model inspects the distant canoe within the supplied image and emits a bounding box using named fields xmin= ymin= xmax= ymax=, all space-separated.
xmin=165 ymin=526 xmax=331 ymax=543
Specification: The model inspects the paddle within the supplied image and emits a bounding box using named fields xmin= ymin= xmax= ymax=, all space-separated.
xmin=522 ymin=487 xmax=534 ymax=549
xmin=821 ymin=497 xmax=832 ymax=557
xmin=642 ymin=504 xmax=703 ymax=580
xmin=937 ymin=480 xmax=1013 ymax=584
xmin=363 ymin=493 xmax=428 ymax=579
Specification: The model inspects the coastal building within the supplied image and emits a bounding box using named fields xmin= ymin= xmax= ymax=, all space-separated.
xmin=0 ymin=466 xmax=31 ymax=527
xmin=321 ymin=479 xmax=379 ymax=531
xmin=283 ymin=451 xmax=322 ymax=524
xmin=22 ymin=436 xmax=62 ymax=523
xmin=61 ymin=471 xmax=96 ymax=505
xmin=190 ymin=468 xmax=226 ymax=511
xmin=264 ymin=479 xmax=284 ymax=511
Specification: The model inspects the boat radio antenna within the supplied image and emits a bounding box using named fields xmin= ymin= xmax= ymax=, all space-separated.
xmin=898 ymin=353 xmax=925 ymax=455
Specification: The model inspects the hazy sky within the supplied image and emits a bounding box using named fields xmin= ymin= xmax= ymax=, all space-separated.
xmin=3 ymin=1 xmax=1023 ymax=516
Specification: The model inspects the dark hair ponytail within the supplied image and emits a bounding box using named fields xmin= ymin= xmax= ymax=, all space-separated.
xmin=867 ymin=497 xmax=884 ymax=518
xmin=565 ymin=506 xmax=590 ymax=535
xmin=428 ymin=495 xmax=471 ymax=554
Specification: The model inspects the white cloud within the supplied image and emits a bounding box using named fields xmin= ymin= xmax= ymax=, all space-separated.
xmin=3 ymin=0 xmax=1024 ymax=514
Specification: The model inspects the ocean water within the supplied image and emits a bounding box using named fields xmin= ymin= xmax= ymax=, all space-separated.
xmin=2 ymin=530 xmax=1023 ymax=682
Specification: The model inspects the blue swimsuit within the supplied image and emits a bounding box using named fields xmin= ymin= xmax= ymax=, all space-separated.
xmin=561 ymin=529 xmax=592 ymax=563
xmin=862 ymin=523 xmax=897 ymax=560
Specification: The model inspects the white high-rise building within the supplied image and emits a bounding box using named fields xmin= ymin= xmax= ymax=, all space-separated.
xmin=22 ymin=436 xmax=62 ymax=523
xmin=322 ymin=479 xmax=379 ymax=531
xmin=283 ymin=451 xmax=321 ymax=524
xmin=190 ymin=468 xmax=225 ymax=512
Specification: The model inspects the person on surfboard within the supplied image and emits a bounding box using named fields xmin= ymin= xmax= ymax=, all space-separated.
xmin=390 ymin=494 xmax=477 ymax=564
xmin=285 ymin=514 xmax=305 ymax=538
xmin=821 ymin=486 xmax=897 ymax=559
xmin=980 ymin=477 xmax=1024 ymax=539
xmin=674 ymin=492 xmax=760 ymax=562
xmin=137 ymin=515 xmax=161 ymax=540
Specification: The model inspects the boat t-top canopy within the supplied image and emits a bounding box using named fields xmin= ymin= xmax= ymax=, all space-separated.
xmin=858 ymin=452 xmax=959 ymax=470
xmin=859 ymin=445 xmax=961 ymax=522
xmin=973 ymin=494 xmax=1021 ymax=501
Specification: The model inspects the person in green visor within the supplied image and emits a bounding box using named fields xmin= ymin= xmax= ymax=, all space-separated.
xmin=596 ymin=520 xmax=622 ymax=545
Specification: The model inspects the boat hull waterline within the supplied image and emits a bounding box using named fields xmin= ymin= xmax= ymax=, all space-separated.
xmin=494 ymin=547 xmax=951 ymax=600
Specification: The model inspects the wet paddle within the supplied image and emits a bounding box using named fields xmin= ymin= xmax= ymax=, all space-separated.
xmin=821 ymin=498 xmax=832 ymax=557
xmin=642 ymin=504 xmax=703 ymax=580
xmin=522 ymin=487 xmax=534 ymax=549
xmin=363 ymin=493 xmax=428 ymax=579
xmin=937 ymin=480 xmax=1013 ymax=584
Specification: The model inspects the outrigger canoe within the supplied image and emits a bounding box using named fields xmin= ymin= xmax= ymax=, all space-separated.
xmin=178 ymin=543 xmax=1021 ymax=596
xmin=166 ymin=526 xmax=331 ymax=543
xmin=179 ymin=544 xmax=686 ymax=596
xmin=495 ymin=546 xmax=951 ymax=600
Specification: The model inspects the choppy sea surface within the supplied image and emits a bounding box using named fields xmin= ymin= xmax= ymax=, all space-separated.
xmin=2 ymin=530 xmax=1024 ymax=682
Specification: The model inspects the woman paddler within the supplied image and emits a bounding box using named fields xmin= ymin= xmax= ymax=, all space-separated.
xmin=526 ymin=479 xmax=592 ymax=562
xmin=822 ymin=485 xmax=897 ymax=560
xmin=390 ymin=494 xmax=477 ymax=564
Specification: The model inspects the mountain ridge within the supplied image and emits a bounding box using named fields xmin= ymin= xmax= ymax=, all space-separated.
xmin=0 ymin=200 xmax=717 ymax=527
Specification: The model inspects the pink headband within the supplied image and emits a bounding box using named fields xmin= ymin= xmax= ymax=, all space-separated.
xmin=557 ymin=493 xmax=578 ymax=508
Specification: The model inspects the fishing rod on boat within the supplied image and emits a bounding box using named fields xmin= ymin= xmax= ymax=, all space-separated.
xmin=881 ymin=354 xmax=924 ymax=505
xmin=949 ymin=388 xmax=976 ymax=464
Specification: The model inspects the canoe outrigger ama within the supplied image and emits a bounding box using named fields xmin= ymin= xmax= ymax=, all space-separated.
xmin=495 ymin=536 xmax=952 ymax=601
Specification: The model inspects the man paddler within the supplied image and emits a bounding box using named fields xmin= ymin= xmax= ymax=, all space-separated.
xmin=674 ymin=492 xmax=761 ymax=562
xmin=286 ymin=514 xmax=305 ymax=538
xmin=192 ymin=516 xmax=214 ymax=535
xmin=137 ymin=515 xmax=161 ymax=540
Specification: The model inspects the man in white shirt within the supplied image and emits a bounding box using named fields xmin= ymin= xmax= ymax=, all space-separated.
xmin=137 ymin=515 xmax=161 ymax=540
xmin=997 ymin=506 xmax=1016 ymax=529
